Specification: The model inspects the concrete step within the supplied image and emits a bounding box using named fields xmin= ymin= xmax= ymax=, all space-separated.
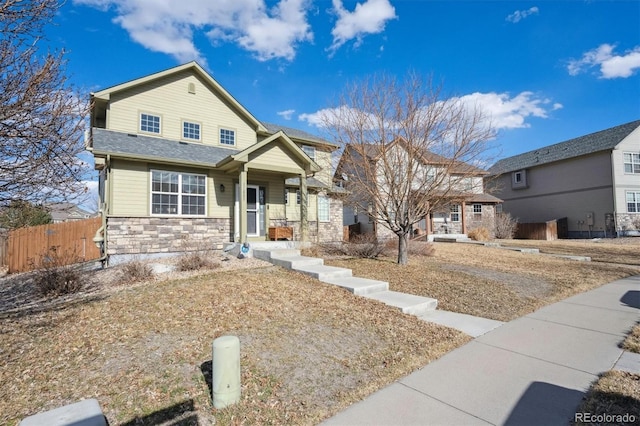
xmin=321 ymin=276 xmax=389 ymax=296
xmin=252 ymin=248 xmax=300 ymax=262
xmin=364 ymin=291 xmax=437 ymax=316
xmin=293 ymin=264 xmax=353 ymax=281
xmin=419 ymin=310 xmax=504 ymax=337
xmin=270 ymin=255 xmax=324 ymax=269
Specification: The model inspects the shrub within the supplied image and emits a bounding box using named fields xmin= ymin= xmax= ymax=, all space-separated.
xmin=341 ymin=233 xmax=387 ymax=258
xmin=407 ymin=240 xmax=436 ymax=257
xmin=29 ymin=246 xmax=83 ymax=297
xmin=121 ymin=259 xmax=154 ymax=283
xmin=468 ymin=227 xmax=491 ymax=241
xmin=301 ymin=244 xmax=323 ymax=258
xmin=494 ymin=213 xmax=518 ymax=239
xmin=177 ymin=251 xmax=219 ymax=271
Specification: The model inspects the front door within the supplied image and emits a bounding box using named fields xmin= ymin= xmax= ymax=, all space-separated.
xmin=234 ymin=184 xmax=265 ymax=241
xmin=246 ymin=185 xmax=259 ymax=237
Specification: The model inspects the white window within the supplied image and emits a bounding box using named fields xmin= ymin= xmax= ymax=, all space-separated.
xmin=473 ymin=204 xmax=482 ymax=220
xmin=318 ymin=195 xmax=330 ymax=222
xmin=302 ymin=145 xmax=316 ymax=161
xmin=151 ymin=170 xmax=206 ymax=215
xmin=220 ymin=128 xmax=235 ymax=146
xmin=140 ymin=113 xmax=160 ymax=134
xmin=627 ymin=191 xmax=640 ymax=213
xmin=183 ymin=121 xmax=201 ymax=141
xmin=624 ymin=153 xmax=640 ymax=174
xmin=464 ymin=178 xmax=474 ymax=192
xmin=512 ymin=170 xmax=527 ymax=189
xmin=450 ymin=205 xmax=460 ymax=222
xmin=295 ymin=189 xmax=308 ymax=205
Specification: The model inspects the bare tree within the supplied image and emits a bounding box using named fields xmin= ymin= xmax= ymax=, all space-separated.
xmin=326 ymin=72 xmax=496 ymax=264
xmin=0 ymin=0 xmax=90 ymax=207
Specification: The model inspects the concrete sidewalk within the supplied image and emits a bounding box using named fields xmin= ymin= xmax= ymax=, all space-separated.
xmin=323 ymin=275 xmax=640 ymax=426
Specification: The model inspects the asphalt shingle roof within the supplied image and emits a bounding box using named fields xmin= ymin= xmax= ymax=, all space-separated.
xmin=488 ymin=120 xmax=640 ymax=175
xmin=261 ymin=122 xmax=337 ymax=147
xmin=91 ymin=128 xmax=239 ymax=166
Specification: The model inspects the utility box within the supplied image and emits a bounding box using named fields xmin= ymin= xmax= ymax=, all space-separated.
xmin=585 ymin=212 xmax=594 ymax=226
xmin=212 ymin=335 xmax=241 ymax=409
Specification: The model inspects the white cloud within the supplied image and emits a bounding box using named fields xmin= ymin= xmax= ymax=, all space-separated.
xmin=454 ymin=91 xmax=561 ymax=130
xmin=505 ymin=6 xmax=539 ymax=23
xmin=329 ymin=0 xmax=397 ymax=53
xmin=277 ymin=109 xmax=296 ymax=120
xmin=567 ymin=43 xmax=640 ymax=79
xmin=299 ymin=107 xmax=338 ymax=127
xmin=73 ymin=0 xmax=313 ymax=63
xmin=300 ymin=92 xmax=561 ymax=131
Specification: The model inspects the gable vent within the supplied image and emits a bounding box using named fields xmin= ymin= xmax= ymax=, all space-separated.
xmin=188 ymin=82 xmax=196 ymax=94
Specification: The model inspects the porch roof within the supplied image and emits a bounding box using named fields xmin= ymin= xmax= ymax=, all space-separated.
xmin=91 ymin=128 xmax=238 ymax=167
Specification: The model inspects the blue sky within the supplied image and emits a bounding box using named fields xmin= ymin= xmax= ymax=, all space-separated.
xmin=50 ymin=0 xmax=639 ymax=162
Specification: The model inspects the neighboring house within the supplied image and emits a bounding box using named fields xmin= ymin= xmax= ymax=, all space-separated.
xmin=46 ymin=203 xmax=95 ymax=223
xmin=86 ymin=62 xmax=343 ymax=261
xmin=336 ymin=139 xmax=502 ymax=240
xmin=487 ymin=120 xmax=640 ymax=238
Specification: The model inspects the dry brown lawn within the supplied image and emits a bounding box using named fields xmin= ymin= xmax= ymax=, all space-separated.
xmin=0 ymin=259 xmax=469 ymax=425
xmin=623 ymin=324 xmax=640 ymax=354
xmin=327 ymin=240 xmax=639 ymax=321
xmin=574 ymin=371 xmax=640 ymax=425
xmin=2 ymin=238 xmax=637 ymax=425
xmin=500 ymin=238 xmax=640 ymax=266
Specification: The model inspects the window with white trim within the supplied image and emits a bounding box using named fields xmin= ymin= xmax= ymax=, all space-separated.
xmin=318 ymin=195 xmax=330 ymax=222
xmin=627 ymin=191 xmax=640 ymax=213
xmin=473 ymin=204 xmax=482 ymax=220
xmin=512 ymin=170 xmax=527 ymax=189
xmin=623 ymin=153 xmax=640 ymax=174
xmin=220 ymin=128 xmax=235 ymax=146
xmin=140 ymin=113 xmax=160 ymax=134
xmin=450 ymin=205 xmax=460 ymax=222
xmin=151 ymin=170 xmax=206 ymax=215
xmin=183 ymin=121 xmax=201 ymax=141
xmin=295 ymin=189 xmax=308 ymax=205
xmin=302 ymin=145 xmax=316 ymax=161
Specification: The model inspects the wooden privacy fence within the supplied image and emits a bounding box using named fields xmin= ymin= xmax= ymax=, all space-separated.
xmin=516 ymin=217 xmax=568 ymax=240
xmin=0 ymin=235 xmax=7 ymax=268
xmin=7 ymin=217 xmax=102 ymax=273
xmin=343 ymin=223 xmax=361 ymax=241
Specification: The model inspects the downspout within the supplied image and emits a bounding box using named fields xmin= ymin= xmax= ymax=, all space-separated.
xmin=610 ymin=149 xmax=618 ymax=237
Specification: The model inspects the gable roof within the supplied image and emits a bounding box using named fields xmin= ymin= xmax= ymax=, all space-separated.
xmin=91 ymin=61 xmax=267 ymax=133
xmin=488 ymin=119 xmax=640 ymax=175
xmin=343 ymin=137 xmax=487 ymax=175
xmin=91 ymin=128 xmax=239 ymax=167
xmin=261 ymin=122 xmax=338 ymax=150
xmin=217 ymin=130 xmax=321 ymax=173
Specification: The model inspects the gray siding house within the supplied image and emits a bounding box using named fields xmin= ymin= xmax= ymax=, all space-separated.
xmin=487 ymin=120 xmax=640 ymax=238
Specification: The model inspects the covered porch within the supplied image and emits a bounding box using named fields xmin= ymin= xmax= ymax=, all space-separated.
xmin=216 ymin=131 xmax=321 ymax=244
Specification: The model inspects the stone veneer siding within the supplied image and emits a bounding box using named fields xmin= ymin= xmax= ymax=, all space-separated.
xmin=464 ymin=204 xmax=496 ymax=232
xmin=106 ymin=217 xmax=232 ymax=255
xmin=269 ymin=196 xmax=344 ymax=242
xmin=616 ymin=212 xmax=640 ymax=236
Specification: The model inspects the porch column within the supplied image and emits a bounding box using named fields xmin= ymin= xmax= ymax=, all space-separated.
xmin=239 ymin=164 xmax=248 ymax=243
xmin=461 ymin=201 xmax=467 ymax=234
xmin=299 ymin=173 xmax=308 ymax=241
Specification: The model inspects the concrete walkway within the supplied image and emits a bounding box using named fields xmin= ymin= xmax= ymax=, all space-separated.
xmin=253 ymin=245 xmax=505 ymax=336
xmin=323 ymin=275 xmax=640 ymax=426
